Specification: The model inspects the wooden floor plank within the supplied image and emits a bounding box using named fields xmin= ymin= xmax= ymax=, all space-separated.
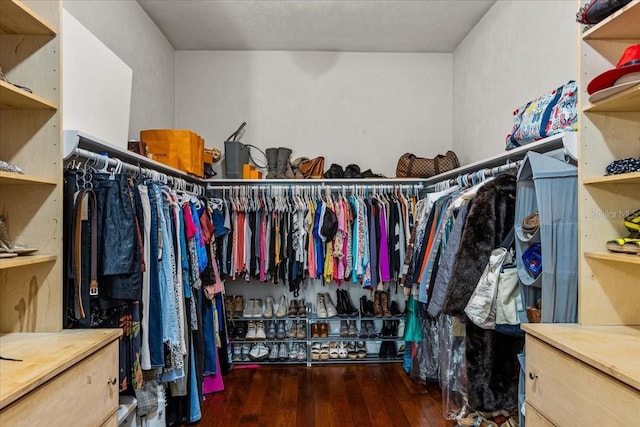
xmin=195 ymin=364 xmax=457 ymax=427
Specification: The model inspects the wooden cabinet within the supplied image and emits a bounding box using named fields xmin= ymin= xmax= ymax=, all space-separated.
xmin=0 ymin=0 xmax=62 ymax=332
xmin=523 ymin=325 xmax=640 ymax=426
xmin=0 ymin=329 xmax=122 ymax=425
xmin=523 ymin=2 xmax=640 ymax=425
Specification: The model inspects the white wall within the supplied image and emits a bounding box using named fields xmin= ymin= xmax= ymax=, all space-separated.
xmin=63 ymin=0 xmax=175 ymax=140
xmin=175 ymin=51 xmax=452 ymax=178
xmin=452 ymin=0 xmax=577 ymax=165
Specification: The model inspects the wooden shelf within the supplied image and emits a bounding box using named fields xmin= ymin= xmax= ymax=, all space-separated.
xmin=583 ymin=171 xmax=640 ymax=185
xmin=584 ymin=251 xmax=640 ymax=265
xmin=584 ymin=83 xmax=640 ymax=112
xmin=582 ymin=0 xmax=640 ymax=40
xmin=0 ymin=80 xmax=57 ymax=110
xmin=0 ymin=0 xmax=56 ymax=36
xmin=0 ymin=255 xmax=56 ymax=270
xmin=0 ymin=171 xmax=56 ymax=185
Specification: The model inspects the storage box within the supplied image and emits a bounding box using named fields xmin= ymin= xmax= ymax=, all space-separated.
xmin=140 ymin=129 xmax=204 ymax=177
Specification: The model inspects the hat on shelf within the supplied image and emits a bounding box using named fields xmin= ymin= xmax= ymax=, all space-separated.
xmin=587 ymin=43 xmax=640 ymax=101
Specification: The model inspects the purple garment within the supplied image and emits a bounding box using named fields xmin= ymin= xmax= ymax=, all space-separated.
xmin=379 ymin=202 xmax=391 ymax=281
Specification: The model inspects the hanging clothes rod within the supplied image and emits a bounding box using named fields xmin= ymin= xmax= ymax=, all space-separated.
xmin=207 ymin=182 xmax=424 ymax=193
xmin=68 ymin=147 xmax=206 ymax=195
xmin=63 ymin=129 xmax=205 ymax=188
xmin=427 ymin=160 xmax=521 ymax=192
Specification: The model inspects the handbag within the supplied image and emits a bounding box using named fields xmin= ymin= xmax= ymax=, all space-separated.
xmin=465 ymin=228 xmax=516 ymax=329
xmin=298 ymin=157 xmax=325 ymax=179
xmin=224 ymin=122 xmax=250 ymax=179
xmin=395 ymin=151 xmax=459 ymax=178
xmin=506 ymin=80 xmax=578 ymax=150
xmin=495 ymin=266 xmax=521 ymax=325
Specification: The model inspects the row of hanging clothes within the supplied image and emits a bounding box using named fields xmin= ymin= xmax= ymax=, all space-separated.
xmin=209 ymin=184 xmax=423 ymax=296
xmin=400 ymin=152 xmax=578 ymax=426
xmin=397 ymin=164 xmax=521 ymax=423
xmin=62 ymin=152 xmax=229 ymax=425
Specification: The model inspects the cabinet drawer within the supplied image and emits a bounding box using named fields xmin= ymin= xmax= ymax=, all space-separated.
xmin=0 ymin=340 xmax=119 ymax=426
xmin=526 ymin=336 xmax=639 ymax=426
xmin=525 ymin=402 xmax=555 ymax=426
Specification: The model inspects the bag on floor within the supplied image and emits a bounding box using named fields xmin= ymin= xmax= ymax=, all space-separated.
xmin=395 ymin=151 xmax=459 ymax=178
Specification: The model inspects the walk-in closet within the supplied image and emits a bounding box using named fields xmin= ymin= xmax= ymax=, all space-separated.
xmin=1 ymin=1 xmax=638 ymax=427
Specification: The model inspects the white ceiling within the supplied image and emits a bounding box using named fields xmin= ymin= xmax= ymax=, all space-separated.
xmin=137 ymin=0 xmax=496 ymax=53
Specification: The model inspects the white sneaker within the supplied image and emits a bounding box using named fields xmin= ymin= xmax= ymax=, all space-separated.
xmin=324 ymin=293 xmax=338 ymax=318
xmin=297 ymin=343 xmax=307 ymax=361
xmin=278 ymin=342 xmax=288 ymax=360
xmin=241 ymin=344 xmax=251 ymax=361
xmin=397 ymin=320 xmax=405 ymax=338
xmin=253 ymin=299 xmax=263 ymax=318
xmin=317 ymin=294 xmax=327 ymax=318
xmin=255 ymin=321 xmax=266 ymax=340
xmin=264 ymin=296 xmax=275 ymax=318
xmin=275 ymin=295 xmax=287 ymax=318
xmin=246 ymin=299 xmax=255 ymax=318
xmin=249 ymin=343 xmax=269 ymax=361
xmin=232 ymin=344 xmax=241 ymax=362
xmin=245 ymin=321 xmax=257 ymax=340
xmin=269 ymin=343 xmax=279 ymax=361
xmin=289 ymin=343 xmax=298 ymax=360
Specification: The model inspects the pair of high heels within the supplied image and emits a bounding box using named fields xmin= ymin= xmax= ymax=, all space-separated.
xmin=0 ymin=215 xmax=38 ymax=258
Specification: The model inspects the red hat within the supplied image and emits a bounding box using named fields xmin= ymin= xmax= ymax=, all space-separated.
xmin=587 ymin=43 xmax=640 ymax=95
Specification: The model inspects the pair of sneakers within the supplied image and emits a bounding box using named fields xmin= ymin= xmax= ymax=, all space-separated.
xmin=606 ymin=208 xmax=640 ymax=254
xmin=233 ymin=343 xmax=251 ymax=362
xmin=245 ymin=321 xmax=266 ymax=340
xmin=268 ymin=342 xmax=290 ymax=361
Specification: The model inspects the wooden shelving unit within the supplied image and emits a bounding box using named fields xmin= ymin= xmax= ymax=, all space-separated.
xmin=523 ymin=2 xmax=640 ymax=425
xmin=0 ymin=0 xmax=62 ymax=333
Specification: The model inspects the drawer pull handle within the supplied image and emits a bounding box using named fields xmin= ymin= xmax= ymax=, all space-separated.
xmin=528 ymin=372 xmax=538 ymax=380
xmin=108 ymin=377 xmax=117 ymax=385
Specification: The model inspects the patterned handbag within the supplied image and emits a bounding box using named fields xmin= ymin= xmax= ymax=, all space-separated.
xmin=395 ymin=151 xmax=459 ymax=178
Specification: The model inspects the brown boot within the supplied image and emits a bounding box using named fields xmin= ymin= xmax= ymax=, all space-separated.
xmin=233 ymin=295 xmax=245 ymax=318
xmin=381 ymin=292 xmax=392 ymax=318
xmin=311 ymin=323 xmax=319 ymax=338
xmin=373 ymin=292 xmax=383 ymax=317
xmin=288 ymin=299 xmax=298 ymax=317
xmin=224 ymin=295 xmax=234 ymax=316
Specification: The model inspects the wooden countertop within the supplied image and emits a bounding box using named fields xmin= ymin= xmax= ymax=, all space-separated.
xmin=522 ymin=323 xmax=640 ymax=391
xmin=0 ymin=329 xmax=121 ymax=410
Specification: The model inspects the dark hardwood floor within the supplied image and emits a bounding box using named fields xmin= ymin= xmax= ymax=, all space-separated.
xmin=199 ymin=364 xmax=457 ymax=427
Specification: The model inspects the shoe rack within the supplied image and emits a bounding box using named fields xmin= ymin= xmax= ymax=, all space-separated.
xmin=521 ymin=2 xmax=640 ymax=426
xmin=225 ymin=289 xmax=405 ymax=366
xmin=0 ymin=0 xmax=62 ymax=332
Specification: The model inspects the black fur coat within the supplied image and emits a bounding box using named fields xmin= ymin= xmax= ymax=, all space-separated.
xmin=442 ymin=174 xmax=523 ymax=413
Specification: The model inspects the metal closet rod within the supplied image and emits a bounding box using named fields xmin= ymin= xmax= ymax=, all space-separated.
xmin=207 ymin=182 xmax=424 ymax=193
xmin=69 ymin=147 xmax=206 ymax=195
xmin=428 ymin=161 xmax=521 ymax=191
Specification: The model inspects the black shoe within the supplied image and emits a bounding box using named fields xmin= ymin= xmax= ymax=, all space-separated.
xmin=324 ymin=164 xmax=344 ymax=179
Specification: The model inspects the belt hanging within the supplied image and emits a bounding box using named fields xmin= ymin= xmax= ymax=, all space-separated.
xmin=72 ymin=189 xmax=98 ymax=319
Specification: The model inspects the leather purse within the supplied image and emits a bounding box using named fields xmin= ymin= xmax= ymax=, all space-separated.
xmin=298 ymin=157 xmax=325 ymax=179
xmin=395 ymin=151 xmax=459 ymax=178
